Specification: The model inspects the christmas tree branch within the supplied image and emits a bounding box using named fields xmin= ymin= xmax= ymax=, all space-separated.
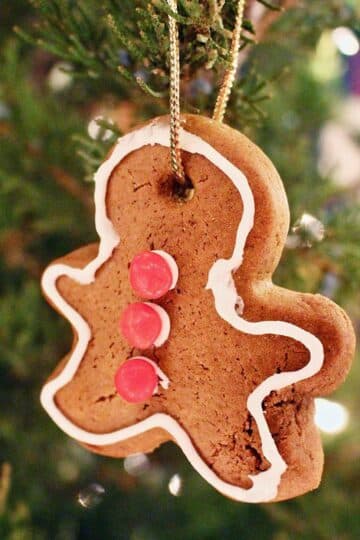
xmin=0 ymin=463 xmax=11 ymax=516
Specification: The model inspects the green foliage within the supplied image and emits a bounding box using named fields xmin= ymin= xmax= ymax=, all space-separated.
xmin=15 ymin=0 xmax=255 ymax=100
xmin=0 ymin=1 xmax=359 ymax=539
xmin=73 ymin=118 xmax=120 ymax=182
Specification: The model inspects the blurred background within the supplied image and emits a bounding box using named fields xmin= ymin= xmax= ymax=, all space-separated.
xmin=0 ymin=1 xmax=359 ymax=539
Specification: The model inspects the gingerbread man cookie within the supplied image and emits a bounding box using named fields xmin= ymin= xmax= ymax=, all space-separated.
xmin=41 ymin=115 xmax=355 ymax=502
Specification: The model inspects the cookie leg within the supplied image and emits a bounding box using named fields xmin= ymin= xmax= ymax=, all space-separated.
xmin=265 ymin=391 xmax=323 ymax=501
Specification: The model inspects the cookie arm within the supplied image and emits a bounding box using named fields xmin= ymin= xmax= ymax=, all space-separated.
xmin=41 ymin=243 xmax=99 ymax=315
xmin=256 ymin=282 xmax=355 ymax=396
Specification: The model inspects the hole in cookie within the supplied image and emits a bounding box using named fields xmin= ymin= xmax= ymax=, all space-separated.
xmin=159 ymin=173 xmax=194 ymax=201
xmin=172 ymin=174 xmax=194 ymax=201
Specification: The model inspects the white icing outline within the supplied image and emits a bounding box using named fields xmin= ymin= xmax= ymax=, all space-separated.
xmin=41 ymin=120 xmax=324 ymax=503
xmin=143 ymin=303 xmax=171 ymax=347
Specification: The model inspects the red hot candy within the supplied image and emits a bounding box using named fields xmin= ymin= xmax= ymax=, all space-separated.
xmin=120 ymin=302 xmax=169 ymax=349
xmin=114 ymin=357 xmax=158 ymax=403
xmin=129 ymin=250 xmax=178 ymax=299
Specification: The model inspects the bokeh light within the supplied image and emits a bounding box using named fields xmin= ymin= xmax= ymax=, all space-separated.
xmin=87 ymin=115 xmax=114 ymax=141
xmin=332 ymin=27 xmax=359 ymax=56
xmin=168 ymin=474 xmax=182 ymax=496
xmin=47 ymin=62 xmax=73 ymax=92
xmin=314 ymin=398 xmax=349 ymax=434
xmin=77 ymin=483 xmax=105 ymax=509
xmin=124 ymin=453 xmax=151 ymax=476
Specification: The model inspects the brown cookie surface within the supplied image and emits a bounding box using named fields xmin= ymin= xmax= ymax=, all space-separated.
xmin=42 ymin=114 xmax=355 ymax=502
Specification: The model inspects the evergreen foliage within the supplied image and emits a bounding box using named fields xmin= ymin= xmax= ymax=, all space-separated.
xmin=0 ymin=1 xmax=359 ymax=538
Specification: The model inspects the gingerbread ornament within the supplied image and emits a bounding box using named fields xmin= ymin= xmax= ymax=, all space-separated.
xmin=40 ymin=2 xmax=355 ymax=503
xmin=41 ymin=114 xmax=355 ymax=502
